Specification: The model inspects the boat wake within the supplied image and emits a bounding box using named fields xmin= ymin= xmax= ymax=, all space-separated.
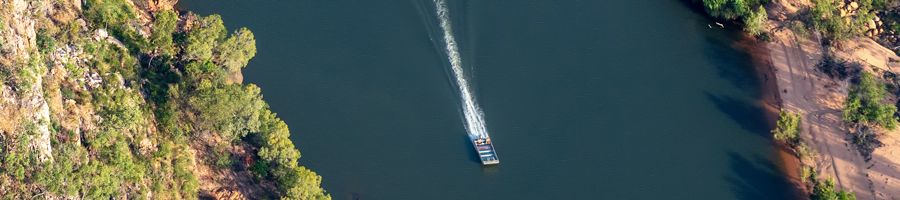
xmin=433 ymin=0 xmax=490 ymax=139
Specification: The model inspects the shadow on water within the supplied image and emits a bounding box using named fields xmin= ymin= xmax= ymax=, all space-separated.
xmin=463 ymin=135 xmax=480 ymax=164
xmin=704 ymin=37 xmax=763 ymax=93
xmin=725 ymin=152 xmax=798 ymax=200
xmin=704 ymin=92 xmax=769 ymax=136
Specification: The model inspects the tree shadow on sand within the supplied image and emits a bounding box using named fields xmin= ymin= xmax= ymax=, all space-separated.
xmin=725 ymin=151 xmax=802 ymax=200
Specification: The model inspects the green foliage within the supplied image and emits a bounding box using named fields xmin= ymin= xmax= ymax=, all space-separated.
xmin=186 ymin=14 xmax=227 ymax=61
xmin=189 ymin=83 xmax=265 ymax=141
xmin=83 ymin=0 xmax=137 ymax=28
xmin=1 ymin=133 xmax=34 ymax=181
xmin=150 ymin=10 xmax=179 ymax=56
xmin=83 ymin=0 xmax=149 ymax=51
xmin=183 ymin=14 xmax=257 ymax=74
xmin=811 ymin=179 xmax=856 ymax=200
xmin=214 ymin=147 xmax=235 ymax=169
xmin=810 ymin=0 xmax=878 ymax=40
xmin=173 ymin=144 xmax=200 ymax=199
xmin=1 ymin=3 xmax=325 ymax=199
xmin=36 ymin=29 xmax=57 ymax=54
xmin=703 ymin=0 xmax=752 ymax=20
xmin=254 ymin=109 xmax=330 ymax=200
xmin=217 ymin=28 xmax=257 ymax=72
xmin=744 ymin=6 xmax=768 ymax=36
xmin=250 ymin=160 xmax=269 ymax=178
xmin=773 ymin=110 xmax=802 ymax=145
xmin=843 ymin=72 xmax=898 ymax=130
xmin=34 ymin=142 xmax=88 ymax=197
xmin=702 ymin=0 xmax=769 ymax=35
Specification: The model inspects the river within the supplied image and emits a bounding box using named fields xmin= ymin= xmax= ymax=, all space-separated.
xmin=179 ymin=0 xmax=798 ymax=199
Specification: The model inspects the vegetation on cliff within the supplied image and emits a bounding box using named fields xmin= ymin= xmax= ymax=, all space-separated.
xmin=0 ymin=0 xmax=328 ymax=199
xmin=700 ymin=0 xmax=769 ymax=36
xmin=809 ymin=0 xmax=885 ymax=40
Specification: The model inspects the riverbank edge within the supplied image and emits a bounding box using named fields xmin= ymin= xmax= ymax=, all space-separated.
xmin=738 ymin=34 xmax=809 ymax=199
xmin=754 ymin=1 xmax=900 ymax=197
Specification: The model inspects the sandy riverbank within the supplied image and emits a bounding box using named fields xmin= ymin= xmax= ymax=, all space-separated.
xmin=735 ymin=34 xmax=808 ymax=199
xmin=761 ymin=1 xmax=900 ymax=198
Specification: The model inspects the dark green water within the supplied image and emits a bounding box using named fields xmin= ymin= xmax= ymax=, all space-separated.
xmin=180 ymin=0 xmax=797 ymax=199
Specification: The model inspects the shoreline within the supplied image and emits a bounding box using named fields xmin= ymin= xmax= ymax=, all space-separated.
xmin=737 ymin=34 xmax=808 ymax=199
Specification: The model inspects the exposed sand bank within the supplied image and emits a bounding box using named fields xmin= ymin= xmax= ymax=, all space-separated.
xmin=736 ymin=34 xmax=808 ymax=199
xmin=762 ymin=1 xmax=900 ymax=197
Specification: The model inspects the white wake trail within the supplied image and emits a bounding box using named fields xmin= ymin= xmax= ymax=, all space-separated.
xmin=433 ymin=0 xmax=489 ymax=138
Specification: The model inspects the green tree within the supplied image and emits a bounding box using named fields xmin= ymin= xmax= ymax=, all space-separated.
xmin=773 ymin=110 xmax=801 ymax=145
xmin=702 ymin=0 xmax=769 ymax=19
xmin=83 ymin=0 xmax=137 ymax=28
xmin=254 ymin=109 xmax=330 ymax=200
xmin=216 ymin=28 xmax=257 ymax=72
xmin=149 ymin=10 xmax=178 ymax=56
xmin=744 ymin=5 xmax=768 ymax=36
xmin=701 ymin=0 xmax=769 ymax=35
xmin=185 ymin=14 xmax=226 ymax=62
xmin=812 ymin=179 xmax=856 ymax=200
xmin=843 ymin=72 xmax=898 ymax=130
xmin=189 ymin=83 xmax=265 ymax=141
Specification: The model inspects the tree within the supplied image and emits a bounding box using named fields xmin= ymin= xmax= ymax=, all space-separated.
xmin=744 ymin=6 xmax=768 ymax=36
xmin=812 ymin=179 xmax=856 ymax=200
xmin=185 ymin=14 xmax=226 ymax=62
xmin=773 ymin=110 xmax=801 ymax=145
xmin=149 ymin=10 xmax=178 ymax=56
xmin=188 ymin=83 xmax=265 ymax=141
xmin=701 ymin=0 xmax=769 ymax=35
xmin=216 ymin=28 xmax=257 ymax=72
xmin=702 ymin=0 xmax=768 ymax=20
xmin=253 ymin=109 xmax=330 ymax=200
xmin=843 ymin=72 xmax=898 ymax=130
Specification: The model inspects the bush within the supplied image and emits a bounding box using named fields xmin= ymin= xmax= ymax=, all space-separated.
xmin=254 ymin=109 xmax=330 ymax=199
xmin=84 ymin=0 xmax=149 ymax=52
xmin=188 ymin=83 xmax=265 ymax=141
xmin=149 ymin=10 xmax=178 ymax=56
xmin=185 ymin=14 xmax=226 ymax=62
xmin=216 ymin=28 xmax=257 ymax=72
xmin=744 ymin=6 xmax=768 ymax=36
xmin=773 ymin=110 xmax=802 ymax=145
xmin=843 ymin=72 xmax=898 ymax=130
xmin=811 ymin=179 xmax=856 ymax=200
xmin=810 ymin=0 xmax=878 ymax=40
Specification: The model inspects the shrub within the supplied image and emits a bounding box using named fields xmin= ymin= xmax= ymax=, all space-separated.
xmin=773 ymin=110 xmax=802 ymax=145
xmin=701 ymin=0 xmax=770 ymax=35
xmin=188 ymin=83 xmax=265 ymax=141
xmin=811 ymin=179 xmax=856 ymax=200
xmin=843 ymin=72 xmax=898 ymax=130
xmin=185 ymin=14 xmax=226 ymax=61
xmin=149 ymin=10 xmax=178 ymax=56
xmin=744 ymin=6 xmax=768 ymax=36
xmin=810 ymin=0 xmax=878 ymax=40
xmin=254 ymin=109 xmax=330 ymax=199
xmin=216 ymin=28 xmax=257 ymax=73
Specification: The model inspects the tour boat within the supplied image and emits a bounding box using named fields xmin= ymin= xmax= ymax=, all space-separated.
xmin=470 ymin=135 xmax=499 ymax=165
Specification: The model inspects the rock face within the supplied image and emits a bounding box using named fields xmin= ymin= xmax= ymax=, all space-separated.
xmin=132 ymin=0 xmax=178 ymax=12
xmin=0 ymin=0 xmax=330 ymax=199
xmin=0 ymin=0 xmax=53 ymax=163
xmin=1 ymin=0 xmax=37 ymax=65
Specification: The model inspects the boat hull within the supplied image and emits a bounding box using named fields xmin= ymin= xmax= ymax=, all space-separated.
xmin=470 ymin=135 xmax=499 ymax=165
